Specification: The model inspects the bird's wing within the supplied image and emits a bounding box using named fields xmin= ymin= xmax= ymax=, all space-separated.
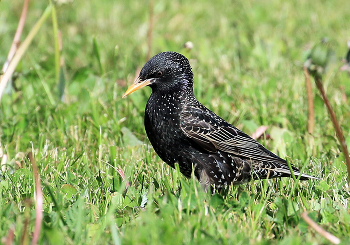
xmin=180 ymin=106 xmax=286 ymax=163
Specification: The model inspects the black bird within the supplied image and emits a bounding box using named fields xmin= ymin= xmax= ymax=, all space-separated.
xmin=123 ymin=52 xmax=316 ymax=189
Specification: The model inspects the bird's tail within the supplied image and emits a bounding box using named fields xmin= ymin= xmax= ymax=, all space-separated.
xmin=252 ymin=161 xmax=319 ymax=180
xmin=282 ymin=164 xmax=319 ymax=180
xmin=297 ymin=172 xmax=319 ymax=180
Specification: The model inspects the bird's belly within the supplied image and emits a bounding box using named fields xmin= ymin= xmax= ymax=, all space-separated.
xmin=145 ymin=111 xmax=188 ymax=168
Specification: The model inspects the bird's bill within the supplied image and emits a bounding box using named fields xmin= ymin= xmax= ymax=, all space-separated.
xmin=122 ymin=77 xmax=154 ymax=98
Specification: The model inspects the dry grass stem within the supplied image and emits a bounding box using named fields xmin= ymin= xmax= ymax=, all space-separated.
xmin=28 ymin=152 xmax=43 ymax=245
xmin=1 ymin=0 xmax=30 ymax=75
xmin=301 ymin=212 xmax=340 ymax=244
xmin=3 ymin=226 xmax=15 ymax=245
xmin=0 ymin=4 xmax=52 ymax=102
xmin=315 ymin=77 xmax=350 ymax=183
xmin=251 ymin=126 xmax=268 ymax=140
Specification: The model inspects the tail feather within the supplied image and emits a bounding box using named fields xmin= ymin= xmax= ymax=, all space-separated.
xmin=252 ymin=161 xmax=319 ymax=181
xmin=296 ymin=172 xmax=320 ymax=180
xmin=287 ymin=164 xmax=320 ymax=180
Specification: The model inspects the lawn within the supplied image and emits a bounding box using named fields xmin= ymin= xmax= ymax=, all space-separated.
xmin=0 ymin=0 xmax=350 ymax=244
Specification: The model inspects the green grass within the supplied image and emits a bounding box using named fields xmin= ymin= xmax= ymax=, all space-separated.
xmin=1 ymin=0 xmax=350 ymax=244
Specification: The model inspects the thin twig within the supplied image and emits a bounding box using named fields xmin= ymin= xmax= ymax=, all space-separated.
xmin=301 ymin=212 xmax=340 ymax=244
xmin=146 ymin=0 xmax=154 ymax=61
xmin=315 ymin=77 xmax=350 ymax=183
xmin=28 ymin=152 xmax=43 ymax=245
xmin=303 ymin=67 xmax=314 ymax=134
xmin=1 ymin=0 xmax=30 ymax=74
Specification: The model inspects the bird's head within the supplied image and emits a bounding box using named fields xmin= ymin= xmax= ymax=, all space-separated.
xmin=122 ymin=52 xmax=193 ymax=97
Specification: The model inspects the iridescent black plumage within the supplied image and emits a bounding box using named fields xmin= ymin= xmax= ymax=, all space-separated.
xmin=123 ymin=52 xmax=316 ymax=188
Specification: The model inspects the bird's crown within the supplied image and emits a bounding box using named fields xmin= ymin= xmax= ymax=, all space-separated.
xmin=139 ymin=52 xmax=193 ymax=82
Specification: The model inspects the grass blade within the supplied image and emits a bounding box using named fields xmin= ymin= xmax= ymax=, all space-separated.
xmin=92 ymin=37 xmax=104 ymax=75
xmin=51 ymin=3 xmax=60 ymax=84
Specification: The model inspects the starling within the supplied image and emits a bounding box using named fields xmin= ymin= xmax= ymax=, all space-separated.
xmin=123 ymin=52 xmax=317 ymax=188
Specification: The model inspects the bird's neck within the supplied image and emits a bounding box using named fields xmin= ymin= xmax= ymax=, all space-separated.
xmin=147 ymin=83 xmax=196 ymax=121
xmin=151 ymin=79 xmax=195 ymax=103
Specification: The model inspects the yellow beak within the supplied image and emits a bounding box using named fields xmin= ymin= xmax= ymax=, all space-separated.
xmin=122 ymin=77 xmax=154 ymax=98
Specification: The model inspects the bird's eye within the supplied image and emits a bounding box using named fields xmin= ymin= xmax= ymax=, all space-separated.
xmin=156 ymin=71 xmax=163 ymax=77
